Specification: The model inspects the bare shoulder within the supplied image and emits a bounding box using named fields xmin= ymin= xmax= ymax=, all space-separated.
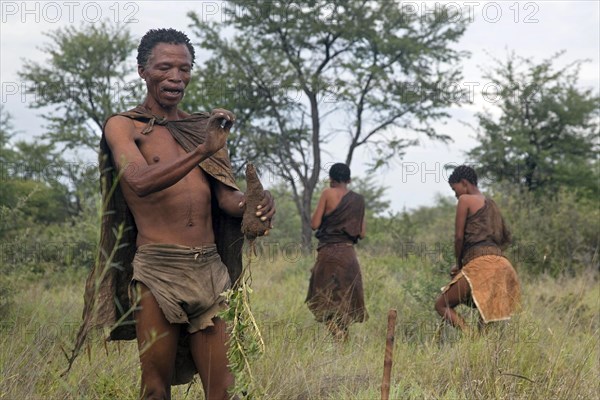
xmin=459 ymin=194 xmax=479 ymax=204
xmin=104 ymin=115 xmax=136 ymax=141
xmin=459 ymin=194 xmax=485 ymax=214
xmin=320 ymin=187 xmax=334 ymax=198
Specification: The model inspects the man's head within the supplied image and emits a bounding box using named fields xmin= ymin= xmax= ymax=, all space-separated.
xmin=137 ymin=28 xmax=195 ymax=68
xmin=137 ymin=29 xmax=195 ymax=110
xmin=329 ymin=163 xmax=351 ymax=184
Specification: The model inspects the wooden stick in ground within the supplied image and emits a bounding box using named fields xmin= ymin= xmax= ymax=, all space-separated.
xmin=381 ymin=308 xmax=398 ymax=400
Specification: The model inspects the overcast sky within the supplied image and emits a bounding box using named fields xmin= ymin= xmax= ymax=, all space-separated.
xmin=1 ymin=1 xmax=599 ymax=212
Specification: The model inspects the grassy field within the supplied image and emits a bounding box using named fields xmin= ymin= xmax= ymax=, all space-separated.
xmin=1 ymin=250 xmax=598 ymax=399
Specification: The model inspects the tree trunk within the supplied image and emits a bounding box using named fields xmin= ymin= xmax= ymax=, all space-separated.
xmin=300 ymin=185 xmax=315 ymax=252
xmin=287 ymin=175 xmax=317 ymax=253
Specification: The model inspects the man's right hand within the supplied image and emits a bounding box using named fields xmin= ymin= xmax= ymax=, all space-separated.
xmin=200 ymin=108 xmax=235 ymax=156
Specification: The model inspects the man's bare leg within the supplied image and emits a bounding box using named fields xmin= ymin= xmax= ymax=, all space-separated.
xmin=135 ymin=283 xmax=180 ymax=400
xmin=434 ymin=277 xmax=472 ymax=332
xmin=190 ymin=317 xmax=235 ymax=400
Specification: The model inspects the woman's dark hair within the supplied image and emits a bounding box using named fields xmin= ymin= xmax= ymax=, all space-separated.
xmin=329 ymin=163 xmax=351 ymax=183
xmin=448 ymin=165 xmax=478 ymax=185
xmin=137 ymin=28 xmax=196 ymax=67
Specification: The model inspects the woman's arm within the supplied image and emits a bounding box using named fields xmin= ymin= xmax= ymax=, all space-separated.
xmin=359 ymin=214 xmax=366 ymax=239
xmin=454 ymin=196 xmax=469 ymax=268
xmin=311 ymin=189 xmax=329 ymax=230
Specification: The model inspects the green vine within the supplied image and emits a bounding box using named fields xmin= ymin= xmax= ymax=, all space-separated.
xmin=220 ymin=243 xmax=265 ymax=399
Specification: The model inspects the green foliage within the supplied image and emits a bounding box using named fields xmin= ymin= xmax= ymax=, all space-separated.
xmin=468 ymin=51 xmax=600 ymax=198
xmin=257 ymin=181 xmax=303 ymax=246
xmin=0 ymin=108 xmax=16 ymax=163
xmin=1 ymin=112 xmax=99 ymax=284
xmin=363 ymin=194 xmax=455 ymax=259
xmin=0 ymin=110 xmax=75 ymax=238
xmin=261 ymin=175 xmax=389 ymax=252
xmin=349 ymin=175 xmax=390 ymax=217
xmin=186 ymin=0 xmax=470 ymax=246
xmin=18 ymin=20 xmax=141 ymax=151
xmin=363 ymin=182 xmax=598 ymax=276
xmin=1 ymin=180 xmax=69 ymax=229
xmin=489 ymin=183 xmax=599 ymax=275
xmin=221 ymin=258 xmax=265 ymax=398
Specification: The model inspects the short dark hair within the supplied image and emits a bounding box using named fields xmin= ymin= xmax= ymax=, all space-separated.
xmin=448 ymin=165 xmax=478 ymax=185
xmin=329 ymin=163 xmax=351 ymax=183
xmin=137 ymin=28 xmax=195 ymax=67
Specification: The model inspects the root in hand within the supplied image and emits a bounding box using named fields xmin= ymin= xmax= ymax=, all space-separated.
xmin=241 ymin=163 xmax=270 ymax=241
xmin=222 ymin=163 xmax=269 ymax=398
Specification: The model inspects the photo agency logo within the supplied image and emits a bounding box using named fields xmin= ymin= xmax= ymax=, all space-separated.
xmin=1 ymin=241 xmax=95 ymax=271
xmin=395 ymin=1 xmax=540 ymax=24
xmin=1 ymin=1 xmax=140 ymax=24
xmin=239 ymin=239 xmax=538 ymax=266
xmin=396 ymin=162 xmax=540 ymax=186
xmin=190 ymin=80 xmax=341 ymax=106
xmin=0 ymin=319 xmax=81 ymax=345
xmin=1 ymin=80 xmax=141 ymax=106
xmin=398 ymin=79 xmax=545 ymax=106
xmin=245 ymin=161 xmax=345 ymax=186
xmin=194 ymin=1 xmax=540 ymax=24
xmin=1 ymin=160 xmax=99 ymax=185
xmin=377 ymin=239 xmax=537 ymax=264
xmin=398 ymin=162 xmax=461 ymax=184
xmin=195 ymin=1 xmax=340 ymax=24
xmin=397 ymin=318 xmax=540 ymax=344
xmin=241 ymin=240 xmax=306 ymax=264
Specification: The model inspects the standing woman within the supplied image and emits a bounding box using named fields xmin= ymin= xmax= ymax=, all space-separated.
xmin=306 ymin=163 xmax=368 ymax=341
xmin=435 ymin=165 xmax=520 ymax=333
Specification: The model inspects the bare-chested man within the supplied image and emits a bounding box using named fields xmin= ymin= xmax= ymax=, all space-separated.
xmin=103 ymin=29 xmax=275 ymax=400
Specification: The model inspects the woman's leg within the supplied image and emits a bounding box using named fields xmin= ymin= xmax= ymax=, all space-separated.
xmin=434 ymin=277 xmax=472 ymax=332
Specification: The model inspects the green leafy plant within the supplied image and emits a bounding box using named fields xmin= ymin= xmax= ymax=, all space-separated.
xmin=220 ymin=246 xmax=265 ymax=399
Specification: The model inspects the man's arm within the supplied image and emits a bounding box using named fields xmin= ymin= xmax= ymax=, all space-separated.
xmin=454 ymin=195 xmax=469 ymax=268
xmin=104 ymin=112 xmax=231 ymax=197
xmin=213 ymin=182 xmax=245 ymax=218
xmin=214 ymin=180 xmax=276 ymax=223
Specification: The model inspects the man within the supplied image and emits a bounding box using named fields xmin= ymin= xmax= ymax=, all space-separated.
xmin=70 ymin=29 xmax=274 ymax=399
xmin=306 ymin=163 xmax=368 ymax=342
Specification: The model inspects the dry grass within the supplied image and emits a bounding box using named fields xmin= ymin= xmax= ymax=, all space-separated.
xmin=1 ymin=252 xmax=598 ymax=399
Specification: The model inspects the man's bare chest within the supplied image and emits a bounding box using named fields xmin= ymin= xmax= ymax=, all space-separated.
xmin=133 ymin=123 xmax=188 ymax=164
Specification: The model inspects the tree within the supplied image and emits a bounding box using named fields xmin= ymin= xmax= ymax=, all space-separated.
xmin=0 ymin=109 xmax=72 ymax=238
xmin=18 ymin=21 xmax=141 ymax=152
xmin=0 ymin=107 xmax=17 ymax=164
xmin=185 ymin=0 xmax=469 ymax=248
xmin=468 ymin=51 xmax=599 ymax=198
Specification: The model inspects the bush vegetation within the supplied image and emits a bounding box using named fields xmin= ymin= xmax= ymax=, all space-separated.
xmin=1 ymin=181 xmax=597 ymax=399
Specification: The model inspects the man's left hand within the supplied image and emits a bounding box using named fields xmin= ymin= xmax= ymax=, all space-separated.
xmin=239 ymin=190 xmax=276 ymax=234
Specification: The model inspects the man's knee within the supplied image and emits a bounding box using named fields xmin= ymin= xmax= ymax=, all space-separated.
xmin=140 ymin=372 xmax=171 ymax=400
xmin=206 ymin=381 xmax=233 ymax=400
xmin=140 ymin=384 xmax=169 ymax=400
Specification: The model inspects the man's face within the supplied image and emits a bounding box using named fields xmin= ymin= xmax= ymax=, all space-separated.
xmin=138 ymin=43 xmax=192 ymax=108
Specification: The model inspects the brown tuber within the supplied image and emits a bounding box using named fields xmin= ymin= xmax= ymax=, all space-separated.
xmin=241 ymin=163 xmax=270 ymax=241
